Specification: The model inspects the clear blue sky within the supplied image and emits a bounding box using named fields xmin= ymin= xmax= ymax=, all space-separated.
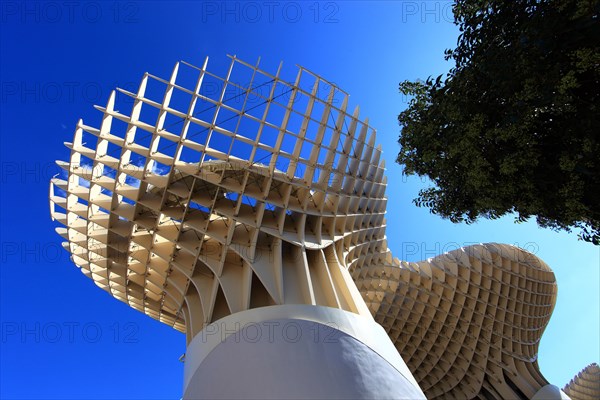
xmin=1 ymin=1 xmax=598 ymax=399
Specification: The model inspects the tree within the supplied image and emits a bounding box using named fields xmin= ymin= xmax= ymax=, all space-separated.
xmin=397 ymin=0 xmax=600 ymax=244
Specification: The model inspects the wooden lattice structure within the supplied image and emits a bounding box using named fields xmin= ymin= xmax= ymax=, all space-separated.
xmin=353 ymin=243 xmax=558 ymax=399
xmin=50 ymin=55 xmax=384 ymax=341
xmin=50 ymin=55 xmax=565 ymax=399
xmin=564 ymin=363 xmax=600 ymax=400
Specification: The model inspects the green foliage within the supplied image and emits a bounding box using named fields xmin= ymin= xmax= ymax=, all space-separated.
xmin=397 ymin=0 xmax=600 ymax=244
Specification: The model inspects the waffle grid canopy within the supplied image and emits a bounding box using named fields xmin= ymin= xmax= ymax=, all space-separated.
xmin=49 ymin=55 xmax=388 ymax=339
xmin=564 ymin=363 xmax=600 ymax=400
xmin=50 ymin=55 xmax=577 ymax=399
xmin=352 ymin=243 xmax=559 ymax=399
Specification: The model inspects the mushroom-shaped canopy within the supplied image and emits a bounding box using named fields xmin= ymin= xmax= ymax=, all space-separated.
xmin=49 ymin=56 xmax=389 ymax=338
xmin=353 ymin=243 xmax=559 ymax=399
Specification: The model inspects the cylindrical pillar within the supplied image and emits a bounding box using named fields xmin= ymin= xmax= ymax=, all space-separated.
xmin=183 ymin=304 xmax=425 ymax=399
xmin=532 ymin=384 xmax=571 ymax=399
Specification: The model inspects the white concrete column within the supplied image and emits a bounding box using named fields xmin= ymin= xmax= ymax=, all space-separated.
xmin=532 ymin=384 xmax=571 ymax=400
xmin=183 ymin=305 xmax=426 ymax=399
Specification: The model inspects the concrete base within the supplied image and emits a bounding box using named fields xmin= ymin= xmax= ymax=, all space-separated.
xmin=532 ymin=384 xmax=571 ymax=400
xmin=183 ymin=305 xmax=425 ymax=399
